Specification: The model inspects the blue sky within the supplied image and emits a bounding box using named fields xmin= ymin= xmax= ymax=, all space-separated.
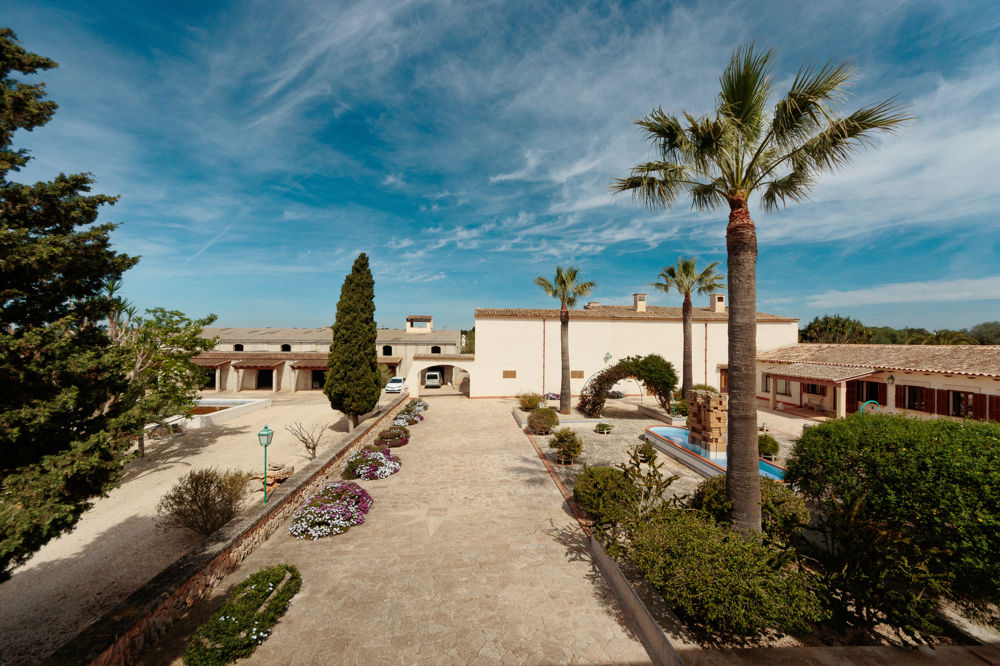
xmin=7 ymin=0 xmax=1000 ymax=331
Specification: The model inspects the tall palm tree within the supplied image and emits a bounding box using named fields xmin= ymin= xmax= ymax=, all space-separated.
xmin=611 ymin=44 xmax=911 ymax=533
xmin=653 ymin=258 xmax=725 ymax=400
xmin=535 ymin=266 xmax=597 ymax=415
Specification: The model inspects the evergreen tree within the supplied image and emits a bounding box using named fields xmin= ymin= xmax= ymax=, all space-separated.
xmin=0 ymin=29 xmax=138 ymax=579
xmin=800 ymin=314 xmax=873 ymax=343
xmin=325 ymin=253 xmax=380 ymax=429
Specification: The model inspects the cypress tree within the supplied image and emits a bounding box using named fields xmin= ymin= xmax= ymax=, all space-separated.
xmin=0 ymin=29 xmax=138 ymax=579
xmin=324 ymin=253 xmax=380 ymax=429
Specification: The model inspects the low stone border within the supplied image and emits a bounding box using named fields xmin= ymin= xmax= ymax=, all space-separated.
xmin=523 ymin=429 xmax=686 ymax=666
xmin=44 ymin=394 xmax=409 ymax=666
xmin=586 ymin=535 xmax=685 ymax=666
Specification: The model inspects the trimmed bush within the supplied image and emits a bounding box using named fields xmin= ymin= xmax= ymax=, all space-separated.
xmin=288 ymin=481 xmax=372 ymax=540
xmin=757 ymin=433 xmax=779 ymax=458
xmin=183 ymin=564 xmax=301 ymax=665
xmin=157 ymin=468 xmax=253 ymax=536
xmin=688 ymin=475 xmax=808 ymax=545
xmin=518 ymin=392 xmax=544 ymax=411
xmin=690 ymin=383 xmax=719 ymax=394
xmin=786 ymin=413 xmax=1000 ymax=635
xmin=548 ymin=427 xmax=583 ymax=462
xmin=527 ymin=407 xmax=559 ymax=434
xmin=628 ymin=510 xmax=826 ymax=639
xmin=594 ymin=422 xmax=613 ymax=434
xmin=572 ymin=466 xmax=636 ymax=526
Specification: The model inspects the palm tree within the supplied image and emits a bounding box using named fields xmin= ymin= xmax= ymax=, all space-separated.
xmin=535 ymin=266 xmax=597 ymax=415
xmin=905 ymin=330 xmax=977 ymax=345
xmin=653 ymin=258 xmax=725 ymax=400
xmin=611 ymin=44 xmax=911 ymax=533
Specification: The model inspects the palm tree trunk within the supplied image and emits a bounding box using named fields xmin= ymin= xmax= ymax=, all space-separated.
xmin=726 ymin=194 xmax=762 ymax=533
xmin=560 ymin=306 xmax=571 ymax=415
xmin=682 ymin=294 xmax=693 ymax=400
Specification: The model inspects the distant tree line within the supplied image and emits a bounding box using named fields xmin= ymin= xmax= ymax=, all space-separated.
xmin=800 ymin=315 xmax=1000 ymax=345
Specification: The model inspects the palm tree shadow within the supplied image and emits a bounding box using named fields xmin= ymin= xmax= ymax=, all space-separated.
xmin=545 ymin=524 xmax=642 ymax=644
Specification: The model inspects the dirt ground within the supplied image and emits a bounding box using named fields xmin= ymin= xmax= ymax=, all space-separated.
xmin=0 ymin=391 xmax=354 ymax=665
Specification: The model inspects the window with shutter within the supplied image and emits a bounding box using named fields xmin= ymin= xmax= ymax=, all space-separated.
xmin=846 ymin=380 xmax=857 ymax=406
xmin=936 ymin=389 xmax=949 ymax=415
xmin=989 ymin=395 xmax=1000 ymax=422
xmin=972 ymin=393 xmax=986 ymax=421
xmin=877 ymin=382 xmax=887 ymax=406
xmin=895 ymin=385 xmax=905 ymax=407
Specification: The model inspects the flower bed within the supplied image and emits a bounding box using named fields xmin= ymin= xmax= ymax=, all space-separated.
xmin=376 ymin=425 xmax=410 ymax=447
xmin=395 ymin=398 xmax=429 ymax=426
xmin=183 ymin=564 xmax=301 ymax=665
xmin=288 ymin=481 xmax=373 ymax=540
xmin=343 ymin=447 xmax=401 ymax=480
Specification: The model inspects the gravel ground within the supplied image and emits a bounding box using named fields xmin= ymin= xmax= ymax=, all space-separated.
xmin=534 ymin=399 xmax=707 ymax=503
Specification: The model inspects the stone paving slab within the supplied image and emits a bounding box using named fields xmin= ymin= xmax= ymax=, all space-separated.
xmin=143 ymin=398 xmax=650 ymax=665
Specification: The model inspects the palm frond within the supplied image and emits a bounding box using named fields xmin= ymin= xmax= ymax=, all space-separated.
xmin=636 ymin=108 xmax=693 ymax=162
xmin=610 ymin=161 xmax=692 ymax=209
xmin=691 ymin=178 xmax=728 ymax=212
xmin=685 ymin=113 xmax=736 ymax=174
xmin=718 ymin=43 xmax=774 ymax=143
xmin=694 ymin=260 xmax=725 ymax=295
xmin=760 ymin=163 xmax=815 ymax=213
xmin=800 ymin=98 xmax=913 ymax=172
xmin=772 ymin=60 xmax=854 ymax=148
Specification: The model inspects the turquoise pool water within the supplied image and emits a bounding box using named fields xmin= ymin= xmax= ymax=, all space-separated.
xmin=646 ymin=425 xmax=786 ymax=481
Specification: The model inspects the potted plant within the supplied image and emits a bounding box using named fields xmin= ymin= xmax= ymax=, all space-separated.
xmin=549 ymin=428 xmax=583 ymax=464
xmin=594 ymin=422 xmax=614 ymax=435
xmin=758 ymin=433 xmax=779 ymax=460
xmin=528 ymin=407 xmax=559 ymax=435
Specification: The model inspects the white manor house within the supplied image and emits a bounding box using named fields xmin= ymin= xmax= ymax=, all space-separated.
xmin=193 ymin=294 xmax=1000 ymax=423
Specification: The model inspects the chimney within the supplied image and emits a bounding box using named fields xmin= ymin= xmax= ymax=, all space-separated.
xmin=709 ymin=294 xmax=726 ymax=313
xmin=405 ymin=315 xmax=433 ymax=333
xmin=584 ymin=301 xmax=600 ymax=309
xmin=633 ymin=293 xmax=647 ymax=313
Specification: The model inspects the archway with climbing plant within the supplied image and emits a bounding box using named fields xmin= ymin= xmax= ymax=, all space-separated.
xmin=577 ymin=354 xmax=677 ymax=417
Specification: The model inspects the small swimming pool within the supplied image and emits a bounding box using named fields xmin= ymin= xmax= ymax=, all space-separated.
xmin=646 ymin=425 xmax=786 ymax=481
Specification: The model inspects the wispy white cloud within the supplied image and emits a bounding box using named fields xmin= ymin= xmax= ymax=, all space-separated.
xmin=807 ymin=276 xmax=1000 ymax=308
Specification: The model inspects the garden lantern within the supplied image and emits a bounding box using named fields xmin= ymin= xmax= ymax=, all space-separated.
xmin=258 ymin=425 xmax=274 ymax=503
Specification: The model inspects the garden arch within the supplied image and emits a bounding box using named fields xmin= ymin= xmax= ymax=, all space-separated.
xmin=577 ymin=354 xmax=677 ymax=417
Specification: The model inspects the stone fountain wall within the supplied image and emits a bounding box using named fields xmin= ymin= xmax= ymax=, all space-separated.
xmin=687 ymin=390 xmax=727 ymax=453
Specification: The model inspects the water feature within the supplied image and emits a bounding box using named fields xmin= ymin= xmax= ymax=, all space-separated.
xmin=646 ymin=425 xmax=786 ymax=481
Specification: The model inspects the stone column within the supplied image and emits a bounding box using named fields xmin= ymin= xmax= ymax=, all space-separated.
xmin=769 ymin=374 xmax=777 ymax=410
xmin=236 ymin=368 xmax=244 ymax=393
xmin=836 ymin=381 xmax=847 ymax=418
xmin=215 ymin=368 xmax=221 ymax=392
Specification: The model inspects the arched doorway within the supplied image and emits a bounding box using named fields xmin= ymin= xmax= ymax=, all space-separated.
xmin=406 ymin=354 xmax=475 ymax=398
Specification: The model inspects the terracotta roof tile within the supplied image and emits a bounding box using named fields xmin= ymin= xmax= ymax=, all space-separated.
xmin=765 ymin=362 xmax=876 ymax=382
xmin=757 ymin=344 xmax=1000 ymax=378
xmin=412 ymin=353 xmax=475 ymax=361
xmin=475 ymin=305 xmax=796 ymax=322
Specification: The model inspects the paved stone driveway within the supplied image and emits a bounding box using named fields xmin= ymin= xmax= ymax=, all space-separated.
xmin=150 ymin=397 xmax=650 ymax=665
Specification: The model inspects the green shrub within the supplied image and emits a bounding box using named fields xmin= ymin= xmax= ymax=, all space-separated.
xmin=690 ymin=383 xmax=719 ymax=394
xmin=183 ymin=564 xmax=301 ymax=665
xmin=549 ymin=428 xmax=583 ymax=462
xmin=527 ymin=407 xmax=559 ymax=434
xmin=688 ymin=475 xmax=808 ymax=545
xmin=628 ymin=510 xmax=826 ymax=639
xmin=518 ymin=392 xmax=544 ymax=411
xmin=757 ymin=433 xmax=779 ymax=457
xmin=786 ymin=413 xmax=1000 ymax=635
xmin=157 ymin=468 xmax=253 ymax=536
xmin=572 ymin=466 xmax=636 ymax=526
xmin=594 ymin=422 xmax=613 ymax=434
xmin=672 ymin=399 xmax=689 ymax=416
xmin=635 ymin=440 xmax=657 ymax=463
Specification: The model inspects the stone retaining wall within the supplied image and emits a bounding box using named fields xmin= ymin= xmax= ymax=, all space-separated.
xmin=44 ymin=394 xmax=410 ymax=666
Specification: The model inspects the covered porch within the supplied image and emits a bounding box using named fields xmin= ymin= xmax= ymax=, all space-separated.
xmin=762 ymin=362 xmax=876 ymax=418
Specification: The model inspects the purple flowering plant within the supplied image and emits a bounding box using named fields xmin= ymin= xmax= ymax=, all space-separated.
xmin=344 ymin=447 xmax=401 ymax=480
xmin=288 ymin=481 xmax=373 ymax=540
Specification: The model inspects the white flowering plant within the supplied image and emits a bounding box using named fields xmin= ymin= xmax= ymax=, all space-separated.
xmin=344 ymin=447 xmax=401 ymax=480
xmin=287 ymin=481 xmax=373 ymax=540
xmin=183 ymin=564 xmax=301 ymax=665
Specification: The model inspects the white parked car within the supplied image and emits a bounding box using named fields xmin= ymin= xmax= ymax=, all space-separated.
xmin=424 ymin=371 xmax=443 ymax=388
xmin=385 ymin=377 xmax=406 ymax=393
